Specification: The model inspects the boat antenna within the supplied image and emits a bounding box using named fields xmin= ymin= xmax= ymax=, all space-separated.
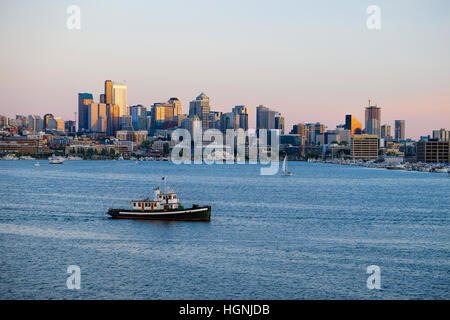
xmin=162 ymin=176 xmax=167 ymax=193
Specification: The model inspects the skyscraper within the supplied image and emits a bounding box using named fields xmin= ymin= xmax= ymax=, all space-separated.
xmin=275 ymin=113 xmax=285 ymax=135
xmin=344 ymin=115 xmax=362 ymax=135
xmin=381 ymin=124 xmax=391 ymax=139
xmin=78 ymin=93 xmax=94 ymax=131
xmin=111 ymin=82 xmax=127 ymax=116
xmin=256 ymin=105 xmax=276 ymax=131
xmin=168 ymin=98 xmax=182 ymax=118
xmin=232 ymin=105 xmax=249 ymax=131
xmin=365 ymin=105 xmax=381 ymax=137
xmin=88 ymin=103 xmax=107 ymax=132
xmin=395 ymin=120 xmax=405 ymax=141
xmin=189 ymin=92 xmax=210 ymax=130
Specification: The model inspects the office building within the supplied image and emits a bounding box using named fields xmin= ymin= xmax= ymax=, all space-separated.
xmin=344 ymin=115 xmax=362 ymax=135
xmin=168 ymin=98 xmax=182 ymax=118
xmin=351 ymin=134 xmax=379 ymax=160
xmin=432 ymin=128 xmax=449 ymax=142
xmin=381 ymin=124 xmax=391 ymax=140
xmin=395 ymin=120 xmax=405 ymax=141
xmin=111 ymin=82 xmax=127 ymax=117
xmin=416 ymin=140 xmax=450 ymax=163
xmin=232 ymin=105 xmax=249 ymax=131
xmin=47 ymin=117 xmax=65 ymax=132
xmin=189 ymin=92 xmax=210 ymax=130
xmin=365 ymin=105 xmax=381 ymax=137
xmin=78 ymin=93 xmax=94 ymax=131
xmin=0 ymin=115 xmax=8 ymax=128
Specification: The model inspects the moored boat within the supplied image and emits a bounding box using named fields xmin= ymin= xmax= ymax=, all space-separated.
xmin=107 ymin=178 xmax=211 ymax=221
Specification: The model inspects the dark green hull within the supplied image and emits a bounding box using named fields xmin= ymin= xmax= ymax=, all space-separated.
xmin=107 ymin=206 xmax=211 ymax=221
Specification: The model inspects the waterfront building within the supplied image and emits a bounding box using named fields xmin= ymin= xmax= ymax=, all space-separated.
xmin=351 ymin=134 xmax=379 ymax=160
xmin=189 ymin=92 xmax=210 ymax=130
xmin=106 ymin=104 xmax=120 ymax=136
xmin=0 ymin=137 xmax=49 ymax=155
xmin=416 ymin=140 xmax=450 ymax=163
xmin=116 ymin=130 xmax=148 ymax=147
xmin=365 ymin=105 xmax=381 ymax=137
xmin=344 ymin=115 xmax=362 ymax=135
xmin=432 ymin=128 xmax=449 ymax=142
xmin=78 ymin=93 xmax=94 ymax=131
xmin=395 ymin=120 xmax=405 ymax=141
xmin=256 ymin=105 xmax=275 ymax=131
xmin=326 ymin=128 xmax=351 ymax=145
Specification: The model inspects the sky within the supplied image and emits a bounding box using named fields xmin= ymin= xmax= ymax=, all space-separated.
xmin=0 ymin=0 xmax=449 ymax=139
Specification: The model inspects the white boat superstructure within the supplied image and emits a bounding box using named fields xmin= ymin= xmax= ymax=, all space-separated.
xmin=131 ymin=187 xmax=182 ymax=212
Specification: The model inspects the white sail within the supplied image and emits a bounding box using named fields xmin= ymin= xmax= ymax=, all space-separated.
xmin=282 ymin=156 xmax=286 ymax=173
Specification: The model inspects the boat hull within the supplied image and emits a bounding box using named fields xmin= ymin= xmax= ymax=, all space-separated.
xmin=107 ymin=206 xmax=211 ymax=221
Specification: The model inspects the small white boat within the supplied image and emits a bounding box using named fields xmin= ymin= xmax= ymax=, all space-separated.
xmin=48 ymin=155 xmax=64 ymax=164
xmin=282 ymin=156 xmax=292 ymax=176
xmin=34 ymin=162 xmax=40 ymax=167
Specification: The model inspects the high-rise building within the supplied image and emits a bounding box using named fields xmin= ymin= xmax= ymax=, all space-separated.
xmin=130 ymin=105 xmax=147 ymax=131
xmin=65 ymin=120 xmax=76 ymax=133
xmin=48 ymin=117 xmax=65 ymax=132
xmin=88 ymin=103 xmax=107 ymax=132
xmin=106 ymin=104 xmax=120 ymax=136
xmin=395 ymin=120 xmax=405 ymax=141
xmin=256 ymin=105 xmax=276 ymax=131
xmin=189 ymin=92 xmax=210 ymax=130
xmin=416 ymin=140 xmax=450 ymax=163
xmin=232 ymin=105 xmax=249 ymax=131
xmin=344 ymin=115 xmax=362 ymax=135
xmin=78 ymin=93 xmax=94 ymax=131
xmin=220 ymin=112 xmax=235 ymax=133
xmin=104 ymin=80 xmax=113 ymax=104
xmin=181 ymin=115 xmax=202 ymax=139
xmin=112 ymin=82 xmax=127 ymax=116
xmin=275 ymin=113 xmax=285 ymax=135
xmin=365 ymin=105 xmax=381 ymax=137
xmin=351 ymin=134 xmax=379 ymax=160
xmin=27 ymin=115 xmax=43 ymax=132
xmin=381 ymin=124 xmax=391 ymax=140
xmin=0 ymin=115 xmax=8 ymax=128
xmin=151 ymin=102 xmax=174 ymax=132
xmin=43 ymin=114 xmax=54 ymax=130
xmin=432 ymin=128 xmax=449 ymax=142
xmin=168 ymin=98 xmax=182 ymax=118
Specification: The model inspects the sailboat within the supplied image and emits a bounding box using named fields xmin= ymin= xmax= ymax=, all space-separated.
xmin=282 ymin=156 xmax=292 ymax=176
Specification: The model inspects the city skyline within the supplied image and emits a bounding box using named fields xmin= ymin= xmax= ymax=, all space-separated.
xmin=1 ymin=0 xmax=450 ymax=139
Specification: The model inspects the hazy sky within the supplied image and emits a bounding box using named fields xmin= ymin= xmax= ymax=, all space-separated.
xmin=0 ymin=0 xmax=449 ymax=138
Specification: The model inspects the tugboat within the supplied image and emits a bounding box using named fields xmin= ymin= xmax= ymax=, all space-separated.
xmin=107 ymin=178 xmax=211 ymax=221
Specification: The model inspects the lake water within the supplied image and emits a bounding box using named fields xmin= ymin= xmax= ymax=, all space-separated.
xmin=0 ymin=160 xmax=449 ymax=299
